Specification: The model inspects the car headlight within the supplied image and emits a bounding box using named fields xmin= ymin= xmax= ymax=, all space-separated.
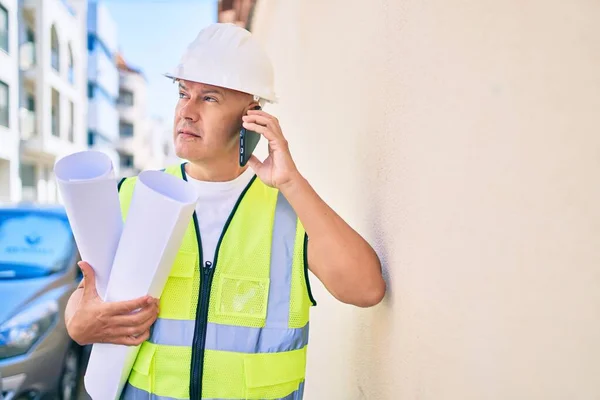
xmin=0 ymin=301 xmax=58 ymax=360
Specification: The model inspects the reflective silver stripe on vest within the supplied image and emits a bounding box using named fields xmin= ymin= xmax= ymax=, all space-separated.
xmin=121 ymin=381 xmax=305 ymax=400
xmin=265 ymin=191 xmax=297 ymax=329
xmin=150 ymin=319 xmax=309 ymax=353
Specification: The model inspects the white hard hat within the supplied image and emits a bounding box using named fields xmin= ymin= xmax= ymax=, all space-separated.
xmin=165 ymin=23 xmax=277 ymax=103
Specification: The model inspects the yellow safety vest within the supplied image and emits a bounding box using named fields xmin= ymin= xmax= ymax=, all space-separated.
xmin=117 ymin=163 xmax=316 ymax=400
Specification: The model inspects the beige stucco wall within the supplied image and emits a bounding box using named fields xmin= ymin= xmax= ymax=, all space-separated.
xmin=250 ymin=0 xmax=600 ymax=399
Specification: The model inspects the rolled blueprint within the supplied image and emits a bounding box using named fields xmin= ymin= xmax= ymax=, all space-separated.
xmin=54 ymin=150 xmax=122 ymax=300
xmin=84 ymin=169 xmax=199 ymax=400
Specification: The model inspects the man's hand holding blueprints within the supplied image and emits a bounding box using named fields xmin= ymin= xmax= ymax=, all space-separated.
xmin=66 ymin=261 xmax=160 ymax=346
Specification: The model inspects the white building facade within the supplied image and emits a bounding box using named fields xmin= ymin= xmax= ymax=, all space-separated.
xmin=0 ymin=0 xmax=174 ymax=203
xmin=17 ymin=0 xmax=87 ymax=203
xmin=0 ymin=0 xmax=20 ymax=203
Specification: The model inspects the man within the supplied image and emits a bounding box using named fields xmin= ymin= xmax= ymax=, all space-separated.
xmin=65 ymin=23 xmax=385 ymax=399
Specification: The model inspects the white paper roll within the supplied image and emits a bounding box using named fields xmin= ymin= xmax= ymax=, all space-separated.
xmin=54 ymin=150 xmax=123 ymax=300
xmin=84 ymin=169 xmax=199 ymax=400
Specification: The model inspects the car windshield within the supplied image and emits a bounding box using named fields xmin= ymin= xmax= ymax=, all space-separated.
xmin=0 ymin=211 xmax=74 ymax=279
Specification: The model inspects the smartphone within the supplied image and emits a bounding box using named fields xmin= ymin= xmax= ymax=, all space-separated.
xmin=239 ymin=105 xmax=262 ymax=167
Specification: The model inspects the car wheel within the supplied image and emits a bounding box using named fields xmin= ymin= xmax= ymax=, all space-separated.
xmin=58 ymin=344 xmax=81 ymax=400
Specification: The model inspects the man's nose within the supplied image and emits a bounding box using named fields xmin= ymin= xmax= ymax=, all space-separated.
xmin=179 ymin=102 xmax=200 ymax=122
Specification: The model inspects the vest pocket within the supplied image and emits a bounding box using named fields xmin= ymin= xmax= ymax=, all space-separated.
xmin=243 ymin=348 xmax=306 ymax=399
xmin=215 ymin=274 xmax=270 ymax=321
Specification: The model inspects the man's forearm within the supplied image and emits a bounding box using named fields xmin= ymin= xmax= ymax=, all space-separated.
xmin=280 ymin=174 xmax=385 ymax=307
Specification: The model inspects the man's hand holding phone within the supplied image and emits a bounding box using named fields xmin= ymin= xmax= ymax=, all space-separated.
xmin=242 ymin=110 xmax=301 ymax=191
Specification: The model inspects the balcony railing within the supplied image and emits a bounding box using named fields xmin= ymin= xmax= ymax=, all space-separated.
xmin=20 ymin=42 xmax=36 ymax=70
xmin=19 ymin=108 xmax=36 ymax=140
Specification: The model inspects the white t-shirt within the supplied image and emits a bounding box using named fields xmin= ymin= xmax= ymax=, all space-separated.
xmin=185 ymin=167 xmax=255 ymax=265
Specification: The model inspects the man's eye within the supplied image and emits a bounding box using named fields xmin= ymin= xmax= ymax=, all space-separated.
xmin=179 ymin=92 xmax=187 ymax=99
xmin=204 ymin=96 xmax=217 ymax=102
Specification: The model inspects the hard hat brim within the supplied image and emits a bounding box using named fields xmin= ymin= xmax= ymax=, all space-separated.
xmin=163 ymin=72 xmax=277 ymax=104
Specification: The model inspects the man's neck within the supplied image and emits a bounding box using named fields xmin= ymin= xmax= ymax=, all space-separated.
xmin=185 ymin=160 xmax=248 ymax=182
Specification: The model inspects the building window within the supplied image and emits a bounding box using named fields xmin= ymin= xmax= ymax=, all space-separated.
xmin=68 ymin=44 xmax=74 ymax=84
xmin=51 ymin=88 xmax=60 ymax=137
xmin=68 ymin=100 xmax=74 ymax=142
xmin=26 ymin=26 xmax=34 ymax=43
xmin=88 ymin=130 xmax=114 ymax=147
xmin=88 ymin=81 xmax=118 ymax=105
xmin=21 ymin=92 xmax=36 ymax=139
xmin=50 ymin=25 xmax=59 ymax=72
xmin=119 ymin=121 xmax=134 ymax=138
xmin=26 ymin=92 xmax=35 ymax=112
xmin=120 ymin=154 xmax=134 ymax=169
xmin=0 ymin=4 xmax=8 ymax=53
xmin=87 ymin=33 xmax=94 ymax=51
xmin=118 ymin=89 xmax=133 ymax=106
xmin=88 ymin=33 xmax=114 ymax=62
xmin=0 ymin=80 xmax=8 ymax=128
xmin=20 ymin=163 xmax=37 ymax=201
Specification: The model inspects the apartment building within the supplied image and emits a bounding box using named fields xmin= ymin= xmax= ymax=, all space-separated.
xmin=17 ymin=0 xmax=87 ymax=203
xmin=115 ymin=52 xmax=147 ymax=177
xmin=0 ymin=0 xmax=175 ymax=203
xmin=116 ymin=53 xmax=178 ymax=176
xmin=86 ymin=0 xmax=119 ymax=174
xmin=0 ymin=0 xmax=19 ymax=203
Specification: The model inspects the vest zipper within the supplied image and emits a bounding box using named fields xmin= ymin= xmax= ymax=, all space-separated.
xmin=186 ymin=166 xmax=258 ymax=399
xmin=191 ymin=260 xmax=214 ymax=399
xmin=189 ymin=213 xmax=204 ymax=400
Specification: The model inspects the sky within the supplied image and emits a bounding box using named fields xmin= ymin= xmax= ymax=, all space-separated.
xmin=103 ymin=0 xmax=217 ymax=126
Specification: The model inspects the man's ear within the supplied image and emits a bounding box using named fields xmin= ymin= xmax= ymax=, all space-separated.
xmin=242 ymin=102 xmax=261 ymax=116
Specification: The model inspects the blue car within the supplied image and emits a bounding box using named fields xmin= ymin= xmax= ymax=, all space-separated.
xmin=0 ymin=205 xmax=86 ymax=400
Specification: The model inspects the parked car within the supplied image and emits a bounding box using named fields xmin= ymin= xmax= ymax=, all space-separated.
xmin=0 ymin=204 xmax=86 ymax=400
